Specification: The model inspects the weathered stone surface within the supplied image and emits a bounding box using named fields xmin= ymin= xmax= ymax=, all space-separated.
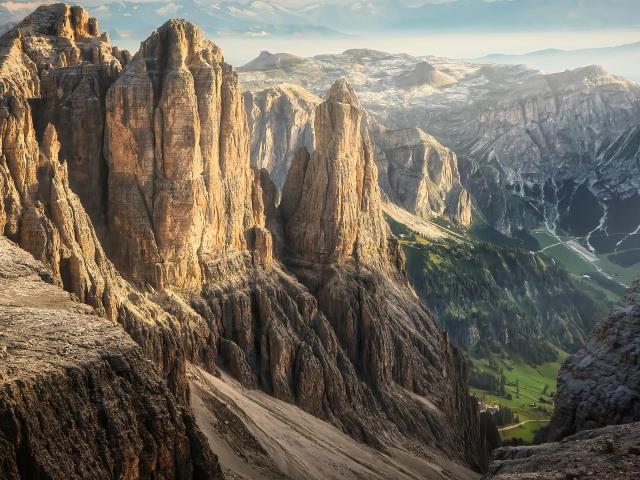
xmin=546 ymin=281 xmax=640 ymax=441
xmin=278 ymin=79 xmax=494 ymax=469
xmin=105 ymin=19 xmax=253 ymax=290
xmin=243 ymin=82 xmax=471 ymax=225
xmin=0 ymin=236 xmax=223 ymax=480
xmin=244 ymin=84 xmax=320 ymax=189
xmin=1 ymin=3 xmax=127 ymax=222
xmin=281 ymin=79 xmax=389 ymax=269
xmin=374 ymin=126 xmax=471 ymax=225
xmin=0 ymin=3 xmax=199 ymax=405
xmin=483 ymin=422 xmax=640 ymax=480
xmin=240 ymin=50 xmax=640 ymax=247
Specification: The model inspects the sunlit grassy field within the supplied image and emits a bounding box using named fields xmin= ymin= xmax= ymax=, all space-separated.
xmin=471 ymin=352 xmax=567 ymax=443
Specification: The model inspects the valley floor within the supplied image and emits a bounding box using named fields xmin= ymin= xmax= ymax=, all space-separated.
xmin=533 ymin=228 xmax=634 ymax=300
xmin=471 ymin=355 xmax=565 ymax=444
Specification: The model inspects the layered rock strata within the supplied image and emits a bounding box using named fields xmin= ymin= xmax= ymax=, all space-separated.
xmin=0 ymin=2 xmax=203 ymax=406
xmin=105 ymin=19 xmax=253 ymax=289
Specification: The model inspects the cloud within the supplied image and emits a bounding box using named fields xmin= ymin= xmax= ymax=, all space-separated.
xmin=0 ymin=1 xmax=54 ymax=12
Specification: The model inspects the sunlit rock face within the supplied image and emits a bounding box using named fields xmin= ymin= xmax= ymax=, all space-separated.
xmin=240 ymin=51 xmax=640 ymax=252
xmin=0 ymin=236 xmax=223 ymax=480
xmin=281 ymin=79 xmax=389 ymax=268
xmin=105 ymin=19 xmax=254 ymax=289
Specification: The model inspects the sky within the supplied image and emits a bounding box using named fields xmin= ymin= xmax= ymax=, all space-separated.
xmin=1 ymin=0 xmax=639 ymax=72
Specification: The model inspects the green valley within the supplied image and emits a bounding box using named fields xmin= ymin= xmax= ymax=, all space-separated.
xmin=470 ymin=353 xmax=567 ymax=443
xmin=387 ymin=214 xmax=614 ymax=444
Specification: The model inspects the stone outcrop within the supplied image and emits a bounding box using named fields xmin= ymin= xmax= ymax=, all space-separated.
xmin=243 ymin=82 xmax=471 ymax=225
xmin=0 ymin=2 xmax=211 ymax=407
xmin=484 ymin=422 xmax=640 ymax=480
xmin=481 ymin=280 xmax=640 ymax=479
xmin=546 ymin=281 xmax=640 ymax=441
xmin=1 ymin=3 xmax=129 ymax=222
xmin=278 ymin=79 xmax=494 ymax=469
xmin=240 ymin=51 xmax=640 ymax=252
xmin=244 ymin=84 xmax=320 ymax=189
xmin=374 ymin=126 xmax=472 ymax=225
xmin=0 ymin=236 xmax=222 ymax=480
xmin=280 ymin=79 xmax=389 ymax=268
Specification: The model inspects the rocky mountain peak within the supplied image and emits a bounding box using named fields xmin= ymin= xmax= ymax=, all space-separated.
xmin=3 ymin=3 xmax=127 ymax=70
xmin=140 ymin=18 xmax=223 ymax=72
xmin=1 ymin=6 xmax=495 ymax=476
xmin=326 ymin=77 xmax=360 ymax=105
xmin=244 ymin=83 xmax=320 ymax=188
xmin=105 ymin=17 xmax=253 ymax=289
xmin=280 ymin=78 xmax=389 ymax=268
xmin=19 ymin=4 xmax=99 ymax=40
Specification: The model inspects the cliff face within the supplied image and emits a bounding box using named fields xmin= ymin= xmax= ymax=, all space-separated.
xmin=278 ymin=80 xmax=493 ymax=469
xmin=1 ymin=6 xmax=493 ymax=477
xmin=281 ymin=79 xmax=389 ymax=268
xmin=0 ymin=236 xmax=222 ymax=480
xmin=2 ymin=3 xmax=129 ymax=223
xmin=105 ymin=19 xmax=253 ymax=289
xmin=0 ymin=6 xmax=208 ymax=404
xmin=374 ymin=127 xmax=471 ymax=225
xmin=244 ymin=83 xmax=471 ymax=225
xmin=244 ymin=84 xmax=319 ymax=189
xmin=546 ymin=281 xmax=640 ymax=441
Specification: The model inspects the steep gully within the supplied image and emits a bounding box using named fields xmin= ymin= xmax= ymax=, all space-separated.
xmin=0 ymin=4 xmax=494 ymax=478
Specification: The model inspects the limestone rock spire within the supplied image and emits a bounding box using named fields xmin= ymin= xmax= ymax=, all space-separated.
xmin=280 ymin=78 xmax=389 ymax=268
xmin=105 ymin=19 xmax=253 ymax=289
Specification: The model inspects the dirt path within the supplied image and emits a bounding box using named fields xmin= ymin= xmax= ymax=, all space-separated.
xmin=499 ymin=419 xmax=549 ymax=432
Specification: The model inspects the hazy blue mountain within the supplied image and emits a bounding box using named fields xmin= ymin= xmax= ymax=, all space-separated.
xmin=477 ymin=42 xmax=640 ymax=80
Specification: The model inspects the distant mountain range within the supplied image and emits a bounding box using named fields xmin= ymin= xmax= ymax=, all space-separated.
xmin=477 ymin=42 xmax=640 ymax=80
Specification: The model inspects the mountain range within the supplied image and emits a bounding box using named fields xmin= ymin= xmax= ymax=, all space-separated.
xmin=0 ymin=3 xmax=638 ymax=480
xmin=240 ymin=48 xmax=640 ymax=291
xmin=477 ymin=41 xmax=640 ymax=81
